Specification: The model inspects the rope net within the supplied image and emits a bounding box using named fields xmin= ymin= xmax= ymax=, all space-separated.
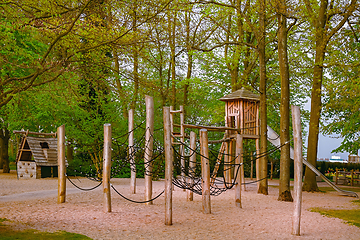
xmin=65 ymin=119 xmax=286 ymax=199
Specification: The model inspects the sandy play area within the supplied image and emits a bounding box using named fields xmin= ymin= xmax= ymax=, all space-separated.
xmin=1 ymin=170 xmax=360 ymax=240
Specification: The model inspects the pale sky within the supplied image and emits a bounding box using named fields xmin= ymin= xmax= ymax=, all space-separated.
xmin=303 ymin=100 xmax=350 ymax=160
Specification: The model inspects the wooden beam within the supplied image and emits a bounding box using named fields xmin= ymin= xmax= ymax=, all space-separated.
xmin=175 ymin=123 xmax=240 ymax=132
xmin=13 ymin=130 xmax=56 ymax=137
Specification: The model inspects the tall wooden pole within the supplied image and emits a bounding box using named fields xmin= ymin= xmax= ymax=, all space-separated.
xmin=200 ymin=129 xmax=211 ymax=214
xmin=163 ymin=107 xmax=173 ymax=225
xmin=144 ymin=95 xmax=154 ymax=205
xmin=256 ymin=139 xmax=260 ymax=189
xmin=129 ymin=109 xmax=136 ymax=194
xmin=170 ymin=106 xmax=174 ymax=144
xmin=291 ymin=105 xmax=303 ymax=236
xmin=180 ymin=105 xmax=185 ymax=179
xmin=250 ymin=154 xmax=254 ymax=180
xmin=235 ymin=134 xmax=243 ymax=208
xmin=224 ymin=140 xmax=230 ymax=186
xmin=187 ymin=131 xmax=196 ymax=201
xmin=57 ymin=125 xmax=66 ymax=204
xmin=103 ymin=123 xmax=112 ymax=212
xmin=240 ymin=140 xmax=246 ymax=191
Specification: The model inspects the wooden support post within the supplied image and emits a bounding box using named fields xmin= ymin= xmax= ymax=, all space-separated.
xmin=200 ymin=129 xmax=211 ymax=214
xmin=229 ymin=139 xmax=234 ymax=181
xmin=250 ymin=154 xmax=254 ymax=180
xmin=335 ymin=169 xmax=338 ymax=185
xmin=291 ymin=105 xmax=303 ymax=236
xmin=144 ymin=95 xmax=154 ymax=205
xmin=163 ymin=107 xmax=173 ymax=225
xmin=180 ymin=105 xmax=185 ymax=179
xmin=170 ymin=106 xmax=174 ymax=144
xmin=103 ymin=123 xmax=112 ymax=212
xmin=256 ymin=138 xmax=260 ymax=189
xmin=129 ymin=109 xmax=136 ymax=194
xmin=235 ymin=134 xmax=243 ymax=208
xmin=187 ymin=131 xmax=197 ymax=201
xmin=240 ymin=142 xmax=246 ymax=191
xmin=211 ymin=142 xmax=225 ymax=185
xmin=224 ymin=140 xmax=230 ymax=187
xmin=57 ymin=125 xmax=66 ymax=204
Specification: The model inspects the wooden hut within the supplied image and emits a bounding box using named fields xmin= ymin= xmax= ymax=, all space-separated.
xmin=14 ymin=130 xmax=61 ymax=179
xmin=219 ymin=87 xmax=260 ymax=138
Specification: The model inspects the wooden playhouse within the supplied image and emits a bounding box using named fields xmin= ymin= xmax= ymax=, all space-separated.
xmin=15 ymin=130 xmax=61 ymax=179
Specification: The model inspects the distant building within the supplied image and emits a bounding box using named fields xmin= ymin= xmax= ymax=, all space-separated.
xmin=348 ymin=155 xmax=360 ymax=163
xmin=317 ymin=158 xmax=329 ymax=162
xmin=329 ymin=155 xmax=348 ymax=163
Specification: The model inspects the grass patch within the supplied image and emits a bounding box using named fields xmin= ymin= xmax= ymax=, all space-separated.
xmin=311 ymin=207 xmax=360 ymax=228
xmin=0 ymin=218 xmax=92 ymax=240
xmin=318 ymin=187 xmax=360 ymax=193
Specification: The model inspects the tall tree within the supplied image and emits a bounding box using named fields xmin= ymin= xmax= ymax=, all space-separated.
xmin=277 ymin=0 xmax=293 ymax=201
xmin=257 ymin=0 xmax=268 ymax=195
xmin=303 ymin=0 xmax=357 ymax=192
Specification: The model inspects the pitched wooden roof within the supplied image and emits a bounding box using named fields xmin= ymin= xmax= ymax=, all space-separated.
xmin=17 ymin=136 xmax=59 ymax=166
xmin=219 ymin=87 xmax=260 ymax=102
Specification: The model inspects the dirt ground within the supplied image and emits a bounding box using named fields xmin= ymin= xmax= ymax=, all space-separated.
xmin=1 ymin=170 xmax=360 ymax=240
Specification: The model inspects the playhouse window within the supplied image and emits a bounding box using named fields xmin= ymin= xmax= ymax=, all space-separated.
xmin=40 ymin=142 xmax=49 ymax=149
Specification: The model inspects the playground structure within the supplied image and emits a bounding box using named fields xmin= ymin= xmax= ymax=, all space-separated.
xmin=14 ymin=130 xmax=61 ymax=179
xmin=54 ymin=92 xmax=358 ymax=236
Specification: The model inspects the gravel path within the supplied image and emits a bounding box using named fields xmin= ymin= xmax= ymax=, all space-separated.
xmin=1 ymin=170 xmax=360 ymax=240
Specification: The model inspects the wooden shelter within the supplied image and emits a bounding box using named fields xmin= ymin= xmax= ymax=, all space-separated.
xmin=219 ymin=87 xmax=260 ymax=138
xmin=14 ymin=130 xmax=61 ymax=179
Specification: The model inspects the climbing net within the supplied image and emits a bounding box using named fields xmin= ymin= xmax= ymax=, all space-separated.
xmin=171 ymin=134 xmax=287 ymax=196
xmin=65 ymin=120 xmax=287 ymax=200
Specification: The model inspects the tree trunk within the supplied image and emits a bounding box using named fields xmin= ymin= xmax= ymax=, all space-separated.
xmin=0 ymin=127 xmax=10 ymax=173
xmin=169 ymin=13 xmax=177 ymax=107
xmin=303 ymin=0 xmax=328 ymax=192
xmin=302 ymin=0 xmax=356 ymax=192
xmin=303 ymin=50 xmax=324 ymax=192
xmin=277 ymin=0 xmax=293 ymax=202
xmin=184 ymin=9 xmax=193 ymax=118
xmin=131 ymin=3 xmax=139 ymax=111
xmin=258 ymin=0 xmax=268 ymax=195
xmin=0 ymin=137 xmax=3 ymax=170
xmin=66 ymin=142 xmax=74 ymax=164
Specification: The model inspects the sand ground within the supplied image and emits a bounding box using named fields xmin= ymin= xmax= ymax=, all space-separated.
xmin=1 ymin=170 xmax=360 ymax=240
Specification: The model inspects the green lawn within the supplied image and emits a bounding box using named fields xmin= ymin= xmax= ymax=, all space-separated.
xmin=311 ymin=202 xmax=360 ymax=228
xmin=0 ymin=218 xmax=91 ymax=240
